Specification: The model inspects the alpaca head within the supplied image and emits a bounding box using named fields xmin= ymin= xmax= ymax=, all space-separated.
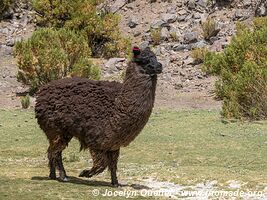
xmin=132 ymin=46 xmax=163 ymax=76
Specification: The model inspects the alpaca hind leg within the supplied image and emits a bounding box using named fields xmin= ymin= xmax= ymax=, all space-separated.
xmin=47 ymin=145 xmax=56 ymax=180
xmin=47 ymin=135 xmax=70 ymax=181
xmin=79 ymin=149 xmax=108 ymax=178
xmin=107 ymin=149 xmax=120 ymax=186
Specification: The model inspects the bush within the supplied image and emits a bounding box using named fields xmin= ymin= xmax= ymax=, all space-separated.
xmin=32 ymin=0 xmax=74 ymax=27
xmin=191 ymin=47 xmax=209 ymax=64
xmin=65 ymin=5 xmax=130 ymax=58
xmin=203 ymin=17 xmax=267 ymax=120
xmin=0 ymin=0 xmax=12 ymax=19
xmin=21 ymin=95 xmax=30 ymax=109
xmin=32 ymin=0 xmax=130 ymax=58
xmin=201 ymin=18 xmax=220 ymax=40
xmin=15 ymin=28 xmax=100 ymax=93
xmin=151 ymin=28 xmax=161 ymax=45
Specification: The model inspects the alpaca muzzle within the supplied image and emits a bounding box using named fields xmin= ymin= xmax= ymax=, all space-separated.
xmin=155 ymin=62 xmax=163 ymax=74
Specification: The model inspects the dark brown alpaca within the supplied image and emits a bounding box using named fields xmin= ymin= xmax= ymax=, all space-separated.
xmin=35 ymin=47 xmax=162 ymax=186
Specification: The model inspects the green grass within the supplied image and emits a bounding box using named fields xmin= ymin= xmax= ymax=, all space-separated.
xmin=0 ymin=109 xmax=266 ymax=199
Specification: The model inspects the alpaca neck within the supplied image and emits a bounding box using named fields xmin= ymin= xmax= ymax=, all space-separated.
xmin=108 ymin=65 xmax=158 ymax=148
xmin=118 ymin=73 xmax=157 ymax=114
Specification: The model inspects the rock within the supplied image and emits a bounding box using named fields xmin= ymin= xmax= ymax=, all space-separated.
xmin=140 ymin=41 xmax=150 ymax=50
xmin=14 ymin=13 xmax=21 ymax=19
xmin=166 ymin=6 xmax=177 ymax=14
xmin=243 ymin=0 xmax=252 ymax=8
xmin=0 ymin=28 xmax=9 ymax=35
xmin=6 ymin=37 xmax=22 ymax=47
xmin=142 ymin=33 xmax=151 ymax=42
xmin=133 ymin=31 xmax=141 ymax=37
xmin=177 ymin=15 xmax=187 ymax=22
xmin=197 ymin=0 xmax=208 ymax=8
xmin=155 ymin=46 xmax=162 ymax=56
xmin=172 ymin=44 xmax=188 ymax=51
xmin=174 ymin=82 xmax=183 ymax=90
xmin=209 ymin=36 xmax=218 ymax=44
xmin=188 ymin=0 xmax=196 ymax=10
xmin=210 ymin=38 xmax=228 ymax=52
xmin=160 ymin=58 xmax=170 ymax=69
xmin=161 ymin=27 xmax=170 ymax=41
xmin=151 ymin=19 xmax=167 ymax=29
xmin=234 ymin=9 xmax=250 ymax=20
xmin=0 ymin=45 xmax=13 ymax=56
xmin=177 ymin=9 xmax=187 ymax=16
xmin=6 ymin=38 xmax=15 ymax=47
xmin=255 ymin=1 xmax=267 ymax=17
xmin=193 ymin=13 xmax=201 ymax=19
xmin=183 ymin=32 xmax=198 ymax=44
xmin=16 ymin=87 xmax=30 ymax=96
xmin=177 ymin=9 xmax=188 ymax=21
xmin=2 ymin=8 xmax=13 ymax=19
xmin=183 ymin=56 xmax=195 ymax=65
xmin=128 ymin=17 xmax=139 ymax=28
xmin=109 ymin=0 xmax=127 ymax=13
xmin=104 ymin=58 xmax=126 ymax=74
xmin=192 ymin=40 xmax=209 ymax=49
xmin=177 ymin=1 xmax=183 ymax=7
xmin=162 ymin=13 xmax=177 ymax=24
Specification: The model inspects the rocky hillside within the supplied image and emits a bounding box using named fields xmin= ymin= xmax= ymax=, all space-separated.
xmin=104 ymin=0 xmax=266 ymax=87
xmin=0 ymin=0 xmax=35 ymax=108
xmin=0 ymin=0 xmax=266 ymax=109
xmin=101 ymin=0 xmax=266 ymax=108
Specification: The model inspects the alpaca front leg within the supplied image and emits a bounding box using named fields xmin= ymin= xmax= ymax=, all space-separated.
xmin=47 ymin=134 xmax=71 ymax=181
xmin=107 ymin=149 xmax=120 ymax=186
xmin=56 ymin=152 xmax=68 ymax=182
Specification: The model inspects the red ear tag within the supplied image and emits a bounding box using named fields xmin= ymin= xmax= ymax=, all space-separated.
xmin=132 ymin=46 xmax=141 ymax=56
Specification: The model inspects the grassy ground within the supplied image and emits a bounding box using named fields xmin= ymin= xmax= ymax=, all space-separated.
xmin=0 ymin=109 xmax=266 ymax=199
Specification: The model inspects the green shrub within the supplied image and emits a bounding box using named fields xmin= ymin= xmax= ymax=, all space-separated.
xmin=21 ymin=95 xmax=30 ymax=109
xmin=65 ymin=6 xmax=130 ymax=58
xmin=32 ymin=0 xmax=130 ymax=58
xmin=15 ymin=28 xmax=100 ymax=93
xmin=151 ymin=28 xmax=161 ymax=45
xmin=32 ymin=0 xmax=76 ymax=27
xmin=203 ymin=17 xmax=267 ymax=120
xmin=191 ymin=47 xmax=209 ymax=64
xmin=0 ymin=0 xmax=12 ymax=19
xmin=201 ymin=18 xmax=220 ymax=40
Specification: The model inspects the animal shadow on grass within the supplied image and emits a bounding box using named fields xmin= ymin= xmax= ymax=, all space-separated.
xmin=31 ymin=176 xmax=150 ymax=189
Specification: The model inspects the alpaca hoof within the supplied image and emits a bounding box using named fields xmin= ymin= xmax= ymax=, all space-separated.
xmin=49 ymin=174 xmax=57 ymax=180
xmin=58 ymin=177 xmax=69 ymax=182
xmin=112 ymin=183 xmax=122 ymax=188
xmin=79 ymin=170 xmax=91 ymax=178
xmin=111 ymin=181 xmax=121 ymax=187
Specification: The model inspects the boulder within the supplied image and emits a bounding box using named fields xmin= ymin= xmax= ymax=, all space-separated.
xmin=104 ymin=58 xmax=126 ymax=74
xmin=151 ymin=19 xmax=168 ymax=29
xmin=162 ymin=13 xmax=177 ymax=24
xmin=161 ymin=27 xmax=170 ymax=41
xmin=128 ymin=17 xmax=139 ymax=28
xmin=183 ymin=32 xmax=198 ymax=44
xmin=109 ymin=0 xmax=127 ymax=13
